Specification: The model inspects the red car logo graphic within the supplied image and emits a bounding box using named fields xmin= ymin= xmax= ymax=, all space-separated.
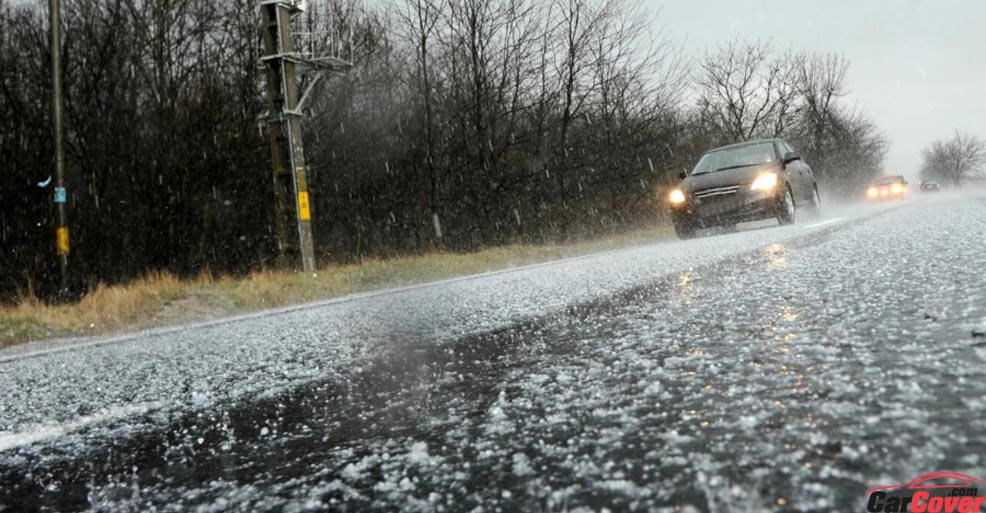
xmin=867 ymin=472 xmax=986 ymax=513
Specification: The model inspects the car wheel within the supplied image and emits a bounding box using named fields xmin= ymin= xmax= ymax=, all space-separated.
xmin=776 ymin=187 xmax=795 ymax=225
xmin=674 ymin=222 xmax=696 ymax=240
xmin=805 ymin=186 xmax=822 ymax=218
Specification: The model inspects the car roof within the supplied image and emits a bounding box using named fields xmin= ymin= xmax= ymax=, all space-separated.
xmin=704 ymin=138 xmax=783 ymax=154
xmin=872 ymin=175 xmax=906 ymax=184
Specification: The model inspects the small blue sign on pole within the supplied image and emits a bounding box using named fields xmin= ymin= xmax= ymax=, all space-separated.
xmin=54 ymin=187 xmax=66 ymax=204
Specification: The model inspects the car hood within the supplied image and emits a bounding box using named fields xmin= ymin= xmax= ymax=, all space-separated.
xmin=681 ymin=165 xmax=772 ymax=193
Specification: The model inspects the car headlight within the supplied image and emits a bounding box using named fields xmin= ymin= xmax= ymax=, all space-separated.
xmin=750 ymin=172 xmax=778 ymax=191
xmin=867 ymin=187 xmax=878 ymax=198
xmin=669 ymin=188 xmax=686 ymax=204
xmin=891 ymin=183 xmax=903 ymax=193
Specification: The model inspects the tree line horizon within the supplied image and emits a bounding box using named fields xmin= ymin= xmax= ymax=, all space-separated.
xmin=2 ymin=0 xmax=941 ymax=302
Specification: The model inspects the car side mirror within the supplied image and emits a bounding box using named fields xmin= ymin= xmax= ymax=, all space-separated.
xmin=783 ymin=151 xmax=801 ymax=164
xmin=678 ymin=171 xmax=687 ymax=180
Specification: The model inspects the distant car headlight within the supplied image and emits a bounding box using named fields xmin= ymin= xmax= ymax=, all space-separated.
xmin=750 ymin=172 xmax=778 ymax=191
xmin=867 ymin=187 xmax=878 ymax=198
xmin=669 ymin=188 xmax=686 ymax=204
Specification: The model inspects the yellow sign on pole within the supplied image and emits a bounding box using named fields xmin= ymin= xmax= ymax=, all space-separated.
xmin=56 ymin=226 xmax=70 ymax=255
xmin=297 ymin=191 xmax=311 ymax=221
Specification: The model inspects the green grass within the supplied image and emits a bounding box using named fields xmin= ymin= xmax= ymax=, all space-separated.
xmin=0 ymin=317 xmax=67 ymax=346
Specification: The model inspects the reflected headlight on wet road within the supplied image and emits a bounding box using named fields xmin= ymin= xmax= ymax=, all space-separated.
xmin=669 ymin=188 xmax=686 ymax=204
xmin=750 ymin=172 xmax=778 ymax=191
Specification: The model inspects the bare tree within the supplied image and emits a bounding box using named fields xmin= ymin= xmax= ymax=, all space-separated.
xmin=795 ymin=53 xmax=848 ymax=133
xmin=552 ymin=0 xmax=610 ymax=206
xmin=394 ymin=0 xmax=442 ymax=233
xmin=819 ymin=107 xmax=889 ymax=195
xmin=583 ymin=0 xmax=683 ymax=213
xmin=789 ymin=52 xmax=860 ymax=188
xmin=695 ymin=39 xmax=799 ymax=142
xmin=920 ymin=132 xmax=986 ymax=186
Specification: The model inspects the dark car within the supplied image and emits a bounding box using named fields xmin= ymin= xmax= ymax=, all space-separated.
xmin=666 ymin=139 xmax=820 ymax=239
xmin=919 ymin=180 xmax=941 ymax=193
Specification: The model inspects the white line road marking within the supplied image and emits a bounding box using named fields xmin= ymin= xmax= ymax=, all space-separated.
xmin=803 ymin=217 xmax=845 ymax=229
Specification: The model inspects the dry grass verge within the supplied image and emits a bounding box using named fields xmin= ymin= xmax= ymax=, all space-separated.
xmin=0 ymin=225 xmax=672 ymax=348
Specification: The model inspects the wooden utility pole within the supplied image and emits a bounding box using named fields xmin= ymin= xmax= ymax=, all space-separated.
xmin=259 ymin=0 xmax=349 ymax=272
xmin=50 ymin=0 xmax=69 ymax=293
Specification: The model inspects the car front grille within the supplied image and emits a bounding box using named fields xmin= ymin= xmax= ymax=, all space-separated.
xmin=693 ymin=185 xmax=741 ymax=199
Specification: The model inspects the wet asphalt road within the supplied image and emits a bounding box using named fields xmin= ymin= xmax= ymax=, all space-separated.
xmin=2 ymin=193 xmax=986 ymax=512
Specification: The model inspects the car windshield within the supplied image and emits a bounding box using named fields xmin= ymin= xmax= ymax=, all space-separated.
xmin=691 ymin=142 xmax=777 ymax=175
xmin=873 ymin=176 xmax=901 ymax=185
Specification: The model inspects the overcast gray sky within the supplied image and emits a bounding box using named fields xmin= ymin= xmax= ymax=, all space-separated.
xmin=652 ymin=0 xmax=986 ymax=177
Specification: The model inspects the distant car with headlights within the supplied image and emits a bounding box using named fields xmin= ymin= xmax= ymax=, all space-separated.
xmin=666 ymin=139 xmax=821 ymax=239
xmin=919 ymin=180 xmax=941 ymax=193
xmin=865 ymin=175 xmax=908 ymax=200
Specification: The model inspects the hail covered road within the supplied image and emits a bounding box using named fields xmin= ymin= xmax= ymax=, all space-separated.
xmin=2 ymin=192 xmax=986 ymax=512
